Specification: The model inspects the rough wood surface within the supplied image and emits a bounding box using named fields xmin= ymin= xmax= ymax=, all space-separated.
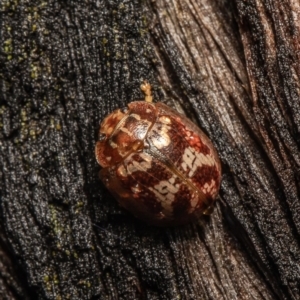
xmin=0 ymin=0 xmax=299 ymax=299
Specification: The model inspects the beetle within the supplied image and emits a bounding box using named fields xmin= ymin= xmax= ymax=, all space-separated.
xmin=95 ymin=82 xmax=221 ymax=226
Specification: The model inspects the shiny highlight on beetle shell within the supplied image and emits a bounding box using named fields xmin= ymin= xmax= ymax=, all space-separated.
xmin=95 ymin=85 xmax=221 ymax=226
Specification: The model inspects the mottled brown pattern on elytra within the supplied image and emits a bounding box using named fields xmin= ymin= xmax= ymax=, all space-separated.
xmin=135 ymin=189 xmax=163 ymax=214
xmin=192 ymin=165 xmax=220 ymax=197
xmin=116 ymin=154 xmax=175 ymax=215
xmin=185 ymin=130 xmax=211 ymax=155
xmin=172 ymin=116 xmax=211 ymax=155
xmin=118 ymin=171 xmax=164 ymax=214
xmin=100 ymin=164 xmax=164 ymax=220
xmin=149 ymin=114 xmax=217 ymax=202
xmin=149 ymin=115 xmax=190 ymax=165
xmin=124 ymin=153 xmax=174 ymax=185
xmin=148 ymin=113 xmax=213 ymax=196
xmin=156 ymin=103 xmax=212 ymax=155
xmin=172 ymin=184 xmax=193 ymax=218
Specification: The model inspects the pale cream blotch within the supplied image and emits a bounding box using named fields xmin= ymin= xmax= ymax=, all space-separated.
xmin=134 ymin=119 xmax=152 ymax=140
xmin=109 ymin=140 xmax=118 ymax=149
xmin=120 ymin=127 xmax=133 ymax=136
xmin=181 ymin=146 xmax=215 ymax=177
xmin=131 ymin=183 xmax=142 ymax=194
xmin=117 ymin=164 xmax=128 ymax=177
xmin=149 ymin=175 xmax=179 ymax=215
xmin=126 ymin=153 xmax=153 ymax=175
xmin=130 ymin=113 xmax=141 ymax=121
xmin=100 ymin=109 xmax=125 ymax=135
xmin=189 ymin=193 xmax=199 ymax=210
xmin=150 ymin=116 xmax=172 ymax=150
xmin=203 ymin=180 xmax=217 ymax=196
xmin=159 ymin=116 xmax=172 ymax=125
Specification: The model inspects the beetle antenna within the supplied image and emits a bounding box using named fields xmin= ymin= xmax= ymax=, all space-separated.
xmin=140 ymin=81 xmax=153 ymax=103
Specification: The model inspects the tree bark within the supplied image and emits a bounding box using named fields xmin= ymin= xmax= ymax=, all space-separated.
xmin=0 ymin=0 xmax=299 ymax=299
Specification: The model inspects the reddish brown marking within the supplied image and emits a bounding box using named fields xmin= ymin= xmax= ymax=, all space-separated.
xmin=149 ymin=115 xmax=190 ymax=166
xmin=192 ymin=165 xmax=220 ymax=197
xmin=156 ymin=103 xmax=213 ymax=155
xmin=123 ymin=153 xmax=174 ymax=186
xmin=135 ymin=190 xmax=163 ymax=214
xmin=112 ymin=155 xmax=173 ymax=216
xmin=172 ymin=184 xmax=193 ymax=218
xmin=100 ymin=109 xmax=126 ymax=135
xmin=95 ymin=140 xmax=123 ymax=168
xmin=128 ymin=101 xmax=157 ymax=124
xmin=185 ymin=131 xmax=211 ymax=155
xmin=172 ymin=116 xmax=211 ymax=155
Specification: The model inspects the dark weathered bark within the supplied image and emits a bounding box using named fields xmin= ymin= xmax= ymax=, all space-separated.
xmin=0 ymin=0 xmax=299 ymax=299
